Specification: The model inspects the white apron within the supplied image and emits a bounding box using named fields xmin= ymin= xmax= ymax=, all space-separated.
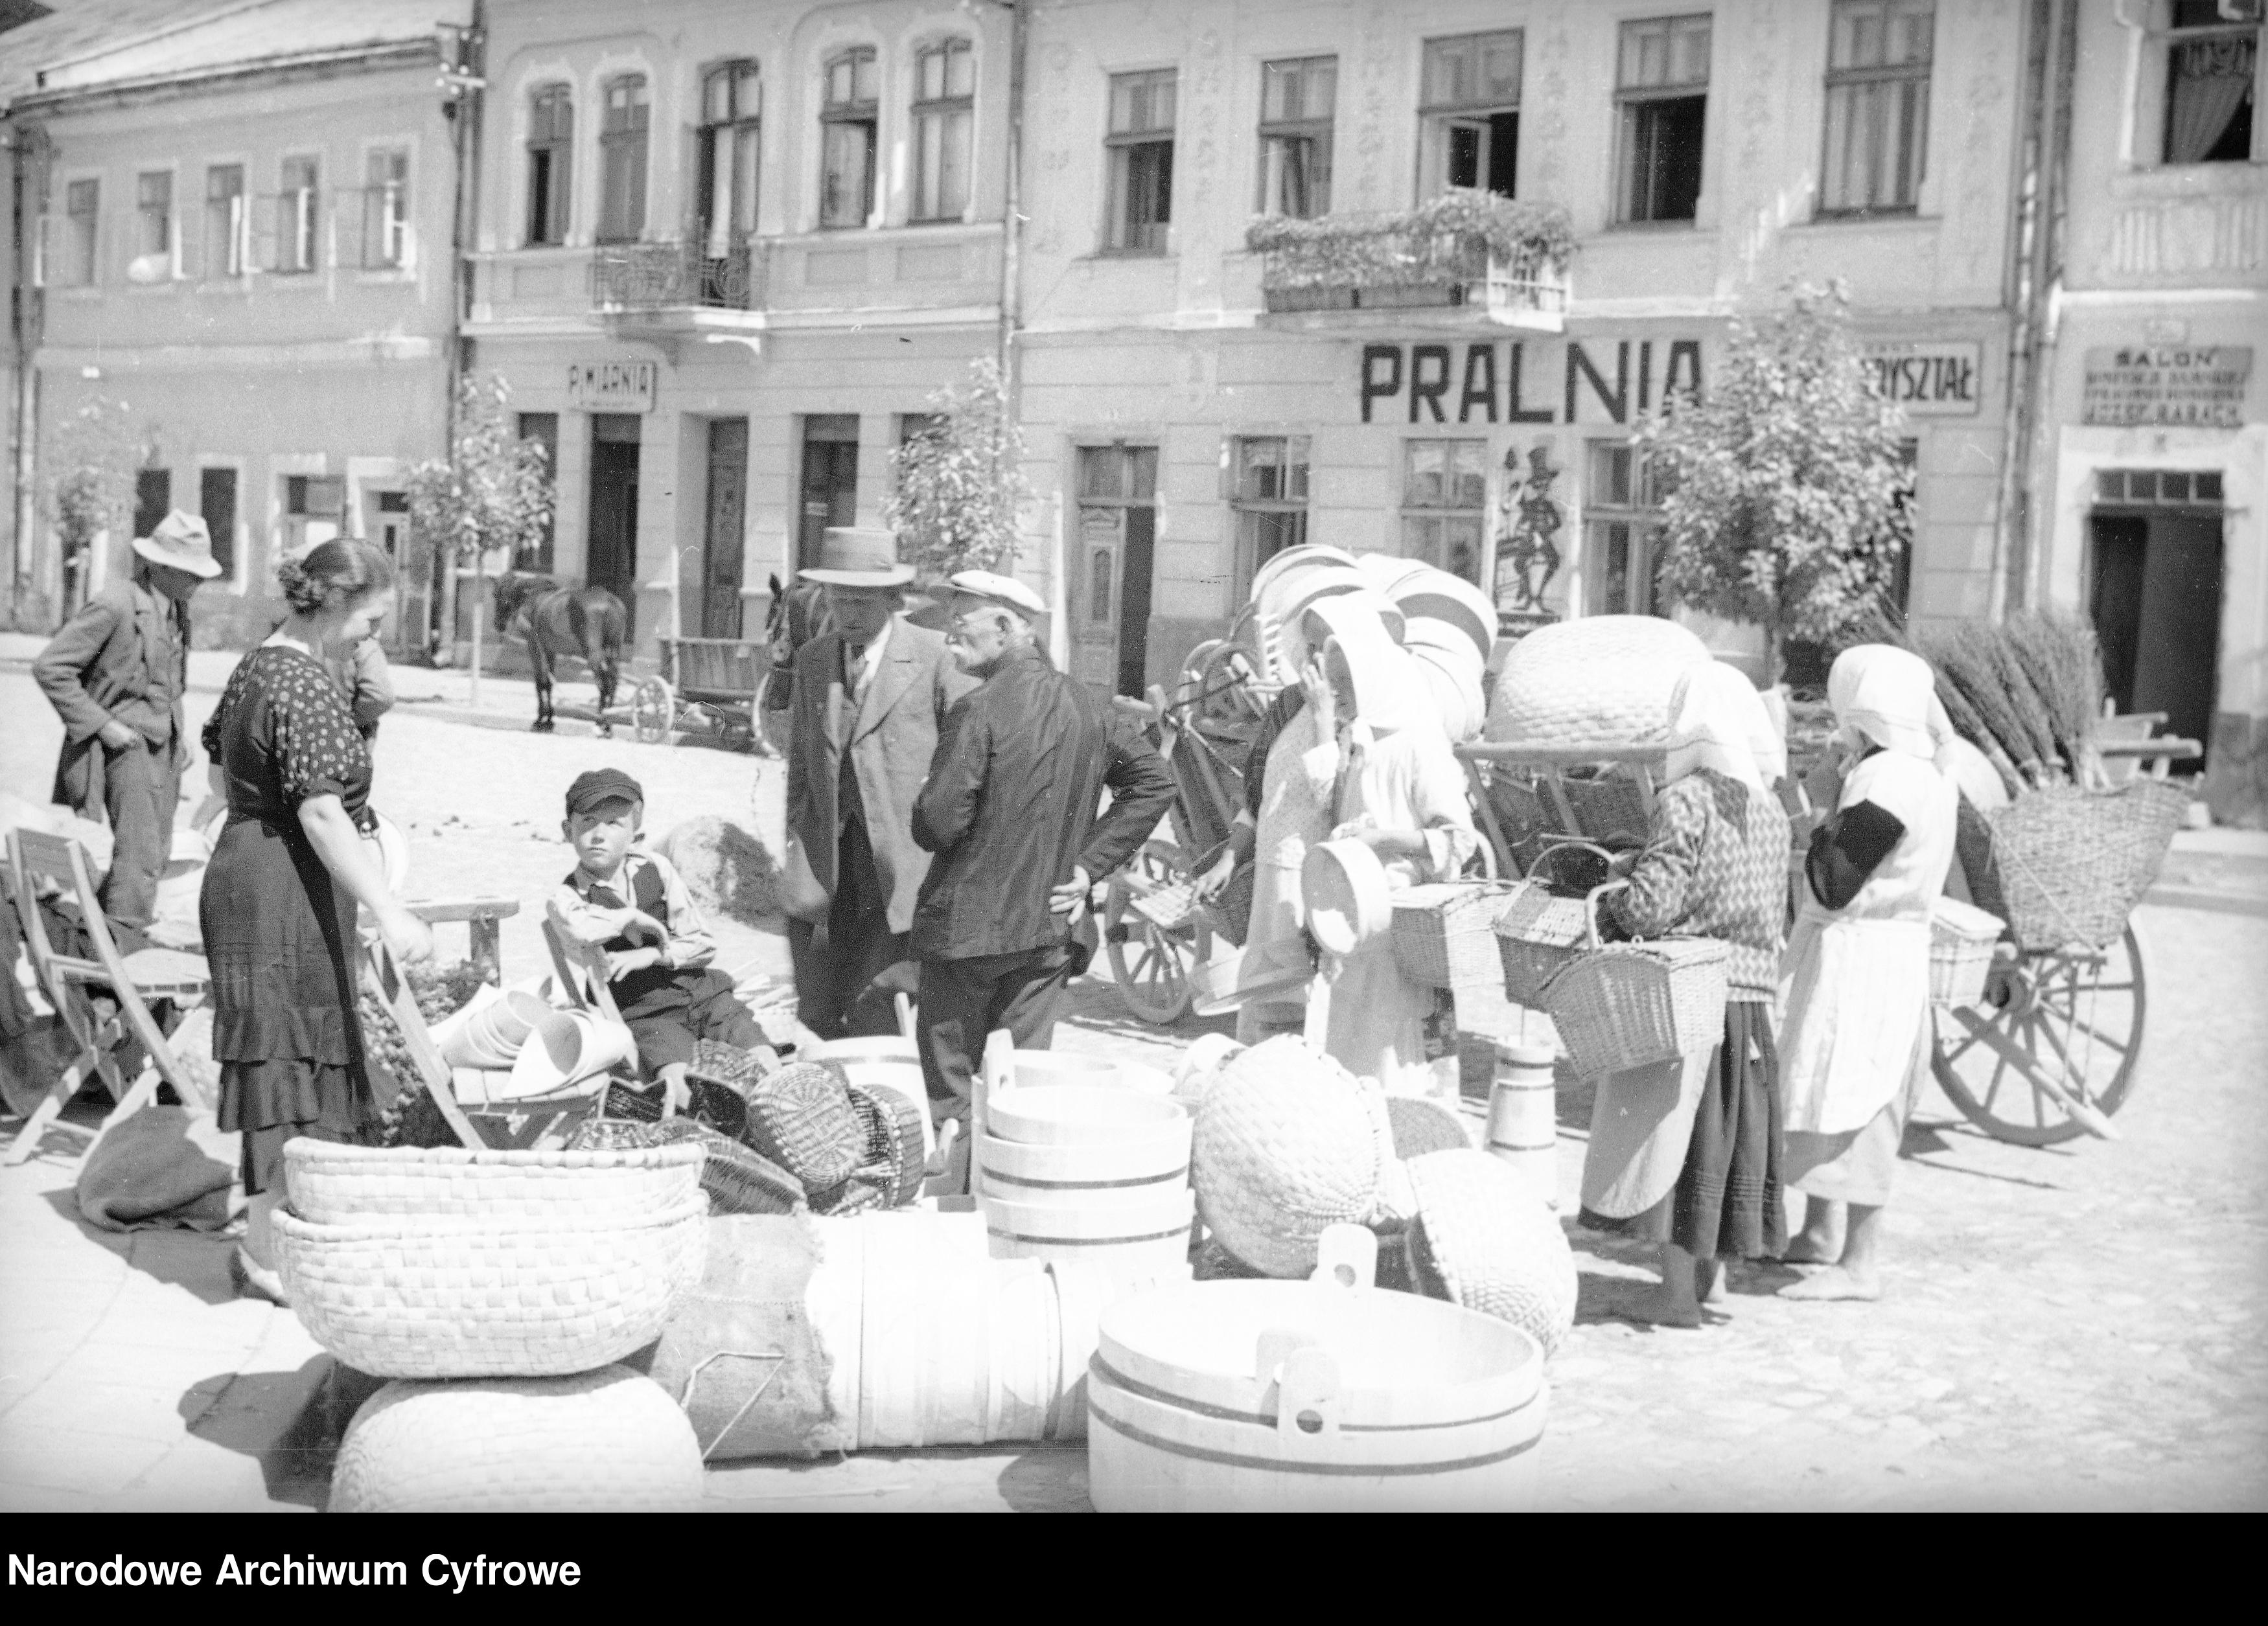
xmin=1579 ymin=1045 xmax=1715 ymax=1219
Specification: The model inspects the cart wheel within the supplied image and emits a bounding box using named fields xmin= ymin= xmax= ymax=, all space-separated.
xmin=751 ymin=669 xmax=791 ymax=758
xmin=1104 ymin=841 xmax=1205 ymax=1027
xmin=1185 ymin=640 xmax=1266 ymax=731
xmin=1930 ymin=921 xmax=2147 ymax=1147
xmin=630 ymin=676 xmax=675 ymax=746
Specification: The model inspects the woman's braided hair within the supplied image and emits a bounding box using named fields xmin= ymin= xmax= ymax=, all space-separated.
xmin=277 ymin=537 xmax=393 ymax=615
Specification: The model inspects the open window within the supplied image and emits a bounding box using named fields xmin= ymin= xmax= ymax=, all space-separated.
xmin=1420 ymin=30 xmax=1522 ymax=199
xmin=2162 ymin=0 xmax=2262 ymax=164
xmin=205 ymin=165 xmax=248 ymax=278
xmin=1257 ymin=56 xmax=1336 ymax=219
xmin=820 ymin=47 xmax=879 ymax=229
xmin=361 ymin=148 xmax=411 ymax=269
xmin=1615 ymin=14 xmax=1711 ymax=224
xmin=526 ymin=85 xmax=572 ymax=246
xmin=700 ymin=61 xmax=762 ymax=254
xmin=1105 ymin=69 xmax=1175 ymax=253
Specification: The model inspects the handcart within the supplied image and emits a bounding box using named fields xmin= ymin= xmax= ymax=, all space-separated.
xmin=631 ymin=637 xmax=776 ymax=751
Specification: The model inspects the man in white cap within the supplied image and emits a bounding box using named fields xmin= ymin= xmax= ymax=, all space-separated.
xmin=909 ymin=569 xmax=1176 ymax=1125
xmin=783 ymin=527 xmax=975 ymax=1038
xmin=33 ymin=509 xmax=222 ymax=937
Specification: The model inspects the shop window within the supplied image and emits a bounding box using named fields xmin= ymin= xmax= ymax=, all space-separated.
xmin=1615 ymin=15 xmax=1711 ymax=224
xmin=517 ymin=413 xmax=559 ymax=571
xmin=1257 ymin=56 xmax=1335 ymax=219
xmin=1420 ymin=30 xmax=1522 ymax=199
xmin=2162 ymin=0 xmax=2261 ymax=165
xmin=1230 ymin=435 xmax=1310 ymax=598
xmin=270 ymin=156 xmax=319 ymax=273
xmin=1819 ymin=0 xmax=1934 ymax=216
xmin=1105 ymin=69 xmax=1175 ymax=253
xmin=820 ymin=47 xmax=880 ymax=229
xmin=2094 ymin=466 xmax=2225 ymax=507
xmin=283 ymin=474 xmax=347 ymax=554
xmin=898 ymin=412 xmax=942 ymax=448
xmin=49 ymin=178 xmax=98 ymax=287
xmin=912 ymin=38 xmax=975 ymax=222
xmin=362 ymin=148 xmax=411 ymax=269
xmin=1400 ymin=441 xmax=1489 ymax=586
xmin=1584 ymin=441 xmax=1669 ymax=616
xmin=205 ymin=165 xmax=247 ymax=278
xmin=200 ymin=467 xmax=238 ymax=580
xmin=526 ymin=85 xmax=573 ymax=246
xmin=598 ymin=75 xmax=650 ymax=243
xmin=700 ymin=61 xmax=762 ymax=253
xmin=132 ymin=171 xmax=174 ymax=282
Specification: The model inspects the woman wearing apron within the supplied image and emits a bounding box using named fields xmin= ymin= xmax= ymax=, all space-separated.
xmin=1581 ymin=661 xmax=1792 ymax=1327
xmin=1776 ymin=645 xmax=1960 ymax=1302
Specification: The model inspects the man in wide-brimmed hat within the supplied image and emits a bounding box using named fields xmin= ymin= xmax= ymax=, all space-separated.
xmin=33 ymin=510 xmax=222 ymax=936
xmin=909 ymin=569 xmax=1175 ymax=1128
xmin=783 ymin=527 xmax=976 ymax=1038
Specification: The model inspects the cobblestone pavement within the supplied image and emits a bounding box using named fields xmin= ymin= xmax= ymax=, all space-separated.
xmin=3 ymin=651 xmax=2263 ymax=1510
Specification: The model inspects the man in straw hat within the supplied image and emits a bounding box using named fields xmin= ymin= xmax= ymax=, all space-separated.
xmin=34 ymin=510 xmax=222 ymax=938
xmin=783 ymin=527 xmax=975 ymax=1038
xmin=910 ymin=569 xmax=1175 ymax=1123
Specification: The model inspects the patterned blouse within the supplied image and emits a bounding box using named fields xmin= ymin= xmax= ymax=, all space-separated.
xmin=202 ymin=645 xmax=375 ymax=824
xmin=1603 ymin=768 xmax=1791 ymax=1002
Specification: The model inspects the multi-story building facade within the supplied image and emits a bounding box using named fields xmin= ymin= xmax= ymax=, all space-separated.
xmin=6 ymin=0 xmax=470 ymax=647
xmin=2031 ymin=0 xmax=2267 ymax=823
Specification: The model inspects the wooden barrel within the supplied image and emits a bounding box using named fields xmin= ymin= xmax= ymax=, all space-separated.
xmin=976 ymin=1119 xmax=1191 ymax=1209
xmin=986 ymin=1084 xmax=1188 ymax=1145
xmin=984 ymin=1187 xmax=1196 ymax=1283
xmin=1010 ymin=1051 xmax=1122 ymax=1090
xmin=1483 ymin=1042 xmax=1558 ymax=1209
xmin=1085 ymin=1277 xmax=1547 ymax=1513
xmin=1046 ymin=1260 xmax=1184 ymax=1443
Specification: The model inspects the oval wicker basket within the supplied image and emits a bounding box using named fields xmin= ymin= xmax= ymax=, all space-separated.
xmin=283 ymin=1139 xmax=706 ymax=1228
xmin=275 ymin=1197 xmax=710 ymax=1379
xmin=1540 ymin=889 xmax=1730 ymax=1079
xmin=1390 ymin=882 xmax=1523 ymax=990
xmin=1404 ymin=1149 xmax=1578 ymax=1359
xmin=1486 ymin=615 xmax=1711 ymax=749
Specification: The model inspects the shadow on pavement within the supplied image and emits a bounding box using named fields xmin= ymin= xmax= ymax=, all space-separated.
xmin=38 ymin=1185 xmax=239 ymax=1307
xmin=995 ymin=1444 xmax=1090 ymax=1512
xmin=181 ymin=1353 xmax=356 ymax=1509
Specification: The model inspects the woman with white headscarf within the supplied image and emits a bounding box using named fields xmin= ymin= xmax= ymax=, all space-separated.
xmin=1776 ymin=644 xmax=1960 ymax=1303
xmin=1301 ymin=595 xmax=1477 ymax=1094
xmin=1579 ymin=661 xmax=1792 ymax=1327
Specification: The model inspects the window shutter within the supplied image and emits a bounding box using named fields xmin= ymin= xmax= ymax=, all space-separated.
xmin=252 ymin=194 xmax=280 ymax=271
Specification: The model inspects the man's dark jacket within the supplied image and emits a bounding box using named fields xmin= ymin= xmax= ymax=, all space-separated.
xmin=32 ymin=580 xmax=189 ymax=818
xmin=910 ymin=645 xmax=1176 ymax=962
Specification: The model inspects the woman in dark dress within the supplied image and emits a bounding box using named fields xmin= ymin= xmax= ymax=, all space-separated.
xmin=200 ymin=539 xmax=433 ymax=1298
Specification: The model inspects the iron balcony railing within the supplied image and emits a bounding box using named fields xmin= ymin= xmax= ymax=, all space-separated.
xmin=590 ymin=235 xmax=763 ymax=312
xmin=1249 ymin=205 xmax=1571 ymax=321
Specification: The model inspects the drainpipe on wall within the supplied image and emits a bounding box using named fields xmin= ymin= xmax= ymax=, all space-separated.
xmin=988 ymin=0 xmax=1051 ymax=665
xmin=6 ymin=121 xmax=47 ymax=628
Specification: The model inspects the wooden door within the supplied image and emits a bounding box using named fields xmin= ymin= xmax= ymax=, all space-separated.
xmin=1072 ymin=504 xmax=1123 ymax=693
xmin=798 ymin=416 xmax=860 ymax=571
xmin=702 ymin=418 xmax=750 ymax=638
xmin=2090 ymin=512 xmax=2223 ymax=761
xmin=588 ymin=421 xmax=642 ymax=640
xmin=1072 ymin=444 xmax=1159 ymax=698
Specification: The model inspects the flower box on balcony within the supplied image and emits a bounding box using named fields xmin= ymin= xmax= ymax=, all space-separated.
xmin=590 ymin=237 xmax=761 ymax=312
xmin=1245 ymin=194 xmax=1574 ymax=325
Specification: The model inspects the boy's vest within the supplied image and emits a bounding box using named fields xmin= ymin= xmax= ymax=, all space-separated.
xmin=562 ymin=856 xmax=689 ymax=1018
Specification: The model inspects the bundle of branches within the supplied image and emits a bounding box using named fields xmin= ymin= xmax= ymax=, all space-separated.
xmin=359 ymin=959 xmax=490 ymax=1148
xmin=1904 ymin=613 xmax=2106 ymax=796
xmin=2004 ymin=610 xmax=2105 ymax=779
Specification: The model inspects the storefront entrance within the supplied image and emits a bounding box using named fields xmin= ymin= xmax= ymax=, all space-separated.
xmin=1072 ymin=444 xmax=1159 ymax=698
xmin=588 ymin=414 xmax=642 ymax=639
xmin=702 ymin=418 xmax=750 ymax=638
xmin=798 ymin=415 xmax=859 ymax=572
xmin=2089 ymin=500 xmax=2223 ymax=762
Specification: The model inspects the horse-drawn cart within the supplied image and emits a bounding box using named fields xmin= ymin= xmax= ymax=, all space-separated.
xmin=630 ymin=637 xmax=779 ymax=751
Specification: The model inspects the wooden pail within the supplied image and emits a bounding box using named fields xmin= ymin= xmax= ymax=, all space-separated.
xmin=1483 ymin=1042 xmax=1559 ymax=1209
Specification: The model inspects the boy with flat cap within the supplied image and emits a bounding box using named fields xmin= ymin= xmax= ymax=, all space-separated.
xmin=550 ymin=767 xmax=777 ymax=1090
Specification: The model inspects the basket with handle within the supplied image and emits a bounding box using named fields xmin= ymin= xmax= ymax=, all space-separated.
xmin=1492 ymin=841 xmax=1617 ymax=1005
xmin=1928 ymin=898 xmax=2006 ymax=1009
xmin=1980 ymin=779 xmax=2188 ymax=952
xmin=1390 ymin=881 xmax=1523 ymax=990
xmin=1558 ymin=766 xmax=1653 ymax=849
xmin=1540 ymin=883 xmax=1730 ymax=1079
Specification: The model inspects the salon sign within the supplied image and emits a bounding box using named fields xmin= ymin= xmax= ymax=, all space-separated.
xmin=2082 ymin=345 xmax=2251 ymax=428
xmin=566 ymin=360 xmax=657 ymax=413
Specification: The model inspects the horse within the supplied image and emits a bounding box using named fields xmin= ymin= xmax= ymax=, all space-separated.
xmin=492 ymin=571 xmax=629 ymax=736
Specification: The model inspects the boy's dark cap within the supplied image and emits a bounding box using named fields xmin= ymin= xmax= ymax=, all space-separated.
xmin=564 ymin=768 xmax=644 ymax=816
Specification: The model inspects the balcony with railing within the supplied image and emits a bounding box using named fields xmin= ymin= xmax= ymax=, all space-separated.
xmin=587 ymin=235 xmax=767 ymax=352
xmin=1246 ymin=196 xmax=1574 ymax=330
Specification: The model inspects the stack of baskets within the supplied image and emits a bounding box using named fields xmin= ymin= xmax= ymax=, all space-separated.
xmin=1389 ymin=882 xmax=1523 ymax=992
xmin=277 ymin=1141 xmax=711 ymax=1512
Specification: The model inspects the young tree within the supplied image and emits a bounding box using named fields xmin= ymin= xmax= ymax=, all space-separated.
xmin=1632 ymin=281 xmax=1911 ymax=683
xmin=47 ymin=396 xmax=143 ymax=616
xmin=406 ymin=372 xmax=553 ymax=696
xmin=883 ymin=356 xmax=1034 ymax=578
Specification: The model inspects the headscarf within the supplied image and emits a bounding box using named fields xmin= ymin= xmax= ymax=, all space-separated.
xmin=1663 ymin=659 xmax=1783 ymax=796
xmin=1827 ymin=644 xmax=1958 ymax=770
xmin=1302 ymin=595 xmax=1437 ymax=743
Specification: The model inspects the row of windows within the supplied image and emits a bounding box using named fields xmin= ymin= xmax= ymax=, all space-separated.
xmin=39 ymin=150 xmax=410 ymax=287
xmin=118 ymin=464 xmax=417 ymax=586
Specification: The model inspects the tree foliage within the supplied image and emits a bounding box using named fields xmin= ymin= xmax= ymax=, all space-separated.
xmin=49 ymin=395 xmax=142 ymax=571
xmin=406 ymin=372 xmax=553 ymax=571
xmin=1632 ymin=281 xmax=1911 ymax=680
xmin=883 ymin=356 xmax=1032 ymax=578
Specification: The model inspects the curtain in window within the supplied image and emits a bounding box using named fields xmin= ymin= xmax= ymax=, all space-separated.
xmin=2168 ymin=36 xmax=2254 ymax=163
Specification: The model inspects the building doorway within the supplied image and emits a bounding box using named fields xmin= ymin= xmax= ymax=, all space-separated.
xmin=798 ymin=415 xmax=860 ymax=571
xmin=1072 ymin=444 xmax=1158 ymax=698
xmin=588 ymin=414 xmax=642 ymax=639
xmin=2089 ymin=498 xmax=2223 ymax=764
xmin=702 ymin=418 xmax=750 ymax=637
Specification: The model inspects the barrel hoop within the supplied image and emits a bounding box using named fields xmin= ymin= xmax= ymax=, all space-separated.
xmin=980 ymin=1165 xmax=1190 ymax=1192
xmin=1091 ymin=1397 xmax=1542 ymax=1476
xmin=1485 ymin=1138 xmax=1557 ymax=1153
xmin=986 ymin=1225 xmax=1192 ymax=1248
xmin=1091 ymin=1357 xmax=1540 ymax=1436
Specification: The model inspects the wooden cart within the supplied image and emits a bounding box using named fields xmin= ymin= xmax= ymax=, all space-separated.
xmin=630 ymin=636 xmax=778 ymax=752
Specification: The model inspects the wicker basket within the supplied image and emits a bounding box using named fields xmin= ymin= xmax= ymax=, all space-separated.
xmin=847 ymin=1082 xmax=929 ymax=1208
xmin=1558 ymin=768 xmax=1652 ymax=849
xmin=1391 ymin=882 xmax=1523 ymax=990
xmin=1983 ymin=779 xmax=2188 ymax=952
xmin=1486 ymin=613 xmax=1711 ymax=749
xmin=569 ymin=1116 xmax=805 ymax=1217
xmin=741 ymin=1059 xmax=866 ymax=1191
xmin=1541 ymin=887 xmax=1730 ymax=1079
xmin=1930 ymin=898 xmax=2006 ymax=1009
xmin=283 ymin=1140 xmax=705 ymax=1230
xmin=1404 ymin=1149 xmax=1578 ymax=1359
xmin=273 ymin=1197 xmax=709 ymax=1379
xmin=329 ymin=1366 xmax=704 ymax=1513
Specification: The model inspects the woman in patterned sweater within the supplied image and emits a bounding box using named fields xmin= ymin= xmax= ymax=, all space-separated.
xmin=1580 ymin=661 xmax=1792 ymax=1327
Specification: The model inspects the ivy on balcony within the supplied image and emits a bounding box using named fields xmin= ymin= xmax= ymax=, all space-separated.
xmin=1245 ymin=194 xmax=1576 ymax=315
xmin=590 ymin=236 xmax=763 ymax=312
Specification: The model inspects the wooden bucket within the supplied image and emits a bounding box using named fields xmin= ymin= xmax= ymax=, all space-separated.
xmin=986 ymin=1084 xmax=1188 ymax=1146
xmin=976 ymin=1121 xmax=1191 ymax=1209
xmin=984 ymin=1187 xmax=1196 ymax=1283
xmin=1085 ymin=1241 xmax=1547 ymax=1513
xmin=1483 ymin=1042 xmax=1558 ymax=1209
xmin=1046 ymin=1260 xmax=1185 ymax=1443
xmin=1010 ymin=1051 xmax=1122 ymax=1090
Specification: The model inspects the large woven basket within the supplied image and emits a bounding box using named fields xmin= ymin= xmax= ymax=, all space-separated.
xmin=1486 ymin=614 xmax=1711 ymax=749
xmin=1404 ymin=1149 xmax=1578 ymax=1359
xmin=1391 ymin=882 xmax=1522 ymax=990
xmin=741 ymin=1059 xmax=865 ymax=1191
xmin=1930 ymin=898 xmax=2006 ymax=1009
xmin=283 ymin=1140 xmax=704 ymax=1229
xmin=1541 ymin=887 xmax=1730 ymax=1079
xmin=1982 ymin=779 xmax=2188 ymax=952
xmin=274 ymin=1197 xmax=709 ymax=1379
xmin=329 ymin=1366 xmax=703 ymax=1512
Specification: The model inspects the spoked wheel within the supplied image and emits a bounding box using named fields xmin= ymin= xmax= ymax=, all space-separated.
xmin=1183 ymin=640 xmax=1267 ymax=734
xmin=1930 ymin=921 xmax=2148 ymax=1147
xmin=1104 ymin=840 xmax=1209 ymax=1026
xmin=630 ymin=676 xmax=676 ymax=746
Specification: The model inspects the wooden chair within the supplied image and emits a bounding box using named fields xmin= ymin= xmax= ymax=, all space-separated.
xmin=4 ymin=829 xmax=213 ymax=1165
xmin=540 ymin=902 xmax=629 ymax=1026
